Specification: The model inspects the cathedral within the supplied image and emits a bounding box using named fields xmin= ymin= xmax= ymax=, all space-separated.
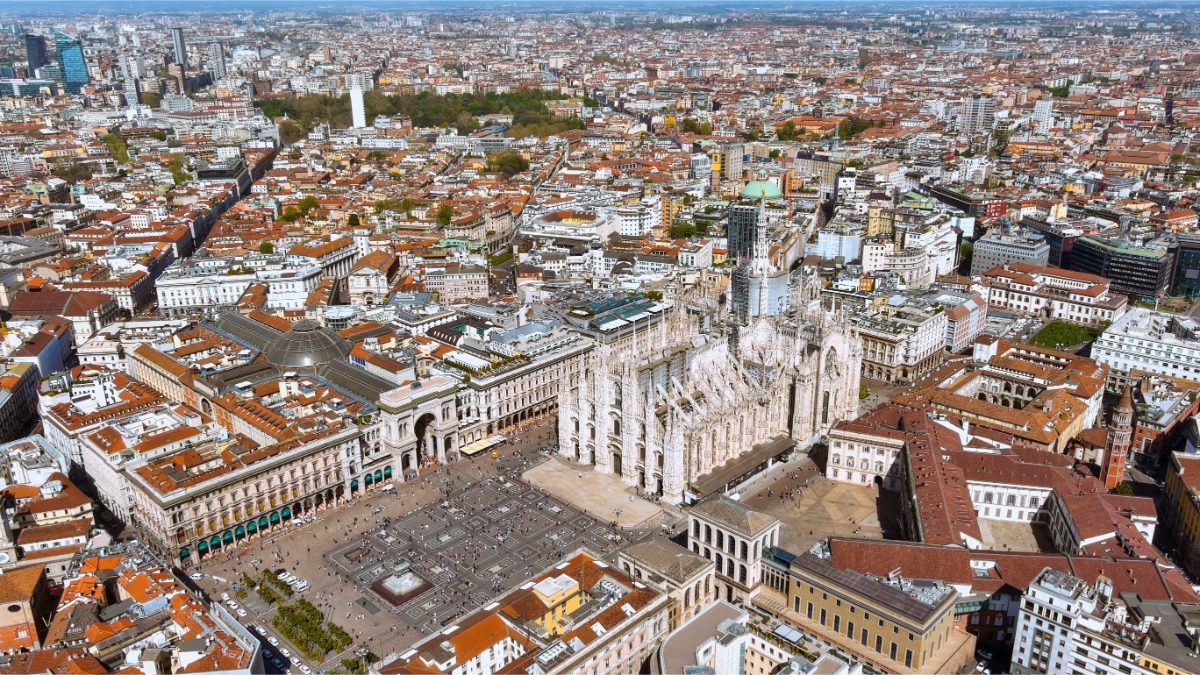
xmin=557 ymin=283 xmax=862 ymax=506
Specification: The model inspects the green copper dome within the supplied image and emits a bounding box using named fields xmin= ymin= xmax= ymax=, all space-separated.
xmin=740 ymin=170 xmax=783 ymax=200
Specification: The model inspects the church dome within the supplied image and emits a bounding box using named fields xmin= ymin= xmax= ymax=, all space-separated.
xmin=740 ymin=170 xmax=783 ymax=200
xmin=264 ymin=319 xmax=351 ymax=368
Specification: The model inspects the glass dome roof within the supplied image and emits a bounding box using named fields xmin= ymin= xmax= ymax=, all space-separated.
xmin=264 ymin=319 xmax=352 ymax=368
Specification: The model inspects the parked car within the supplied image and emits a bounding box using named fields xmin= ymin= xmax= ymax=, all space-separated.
xmin=189 ymin=572 xmax=204 ymax=580
xmin=267 ymin=636 xmax=279 ymax=646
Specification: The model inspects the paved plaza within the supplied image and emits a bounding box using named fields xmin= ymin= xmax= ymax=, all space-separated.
xmin=524 ymin=457 xmax=665 ymax=528
xmin=740 ymin=457 xmax=888 ymax=553
xmin=325 ymin=477 xmax=632 ymax=635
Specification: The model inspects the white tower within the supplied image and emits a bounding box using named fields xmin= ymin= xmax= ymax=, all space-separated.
xmin=348 ymin=74 xmax=367 ymax=129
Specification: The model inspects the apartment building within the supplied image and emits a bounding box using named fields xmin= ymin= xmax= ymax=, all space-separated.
xmin=1011 ymin=567 xmax=1200 ymax=675
xmin=981 ymin=262 xmax=1128 ymax=327
xmin=381 ymin=551 xmax=670 ymax=675
xmin=1092 ymin=309 xmax=1200 ymax=387
xmin=423 ymin=262 xmax=487 ymax=303
xmin=1161 ymin=452 xmax=1200 ymax=580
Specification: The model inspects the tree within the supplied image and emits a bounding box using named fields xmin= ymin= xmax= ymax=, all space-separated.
xmin=486 ymin=149 xmax=529 ymax=178
xmin=838 ymin=116 xmax=873 ymax=140
xmin=776 ymin=121 xmax=799 ymax=141
xmin=859 ymin=384 xmax=870 ymax=400
xmin=769 ymin=149 xmax=782 ymax=159
xmin=435 ymin=203 xmax=454 ymax=226
xmin=102 ymin=133 xmax=130 ymax=164
xmin=278 ymin=119 xmax=306 ymax=146
xmin=149 ymin=129 xmax=168 ymax=141
xmin=141 ymin=91 xmax=161 ymax=108
xmin=165 ymin=155 xmax=189 ymax=184
xmin=1112 ymin=482 xmax=1134 ymax=496
xmin=669 ymin=222 xmax=697 ymax=239
xmin=259 ymin=242 xmax=275 ymax=254
xmin=347 ymin=213 xmax=361 ymax=228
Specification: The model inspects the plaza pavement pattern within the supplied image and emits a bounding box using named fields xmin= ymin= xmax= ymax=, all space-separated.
xmin=325 ymin=477 xmax=629 ymax=635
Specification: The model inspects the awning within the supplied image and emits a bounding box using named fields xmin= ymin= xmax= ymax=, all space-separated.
xmin=365 ymin=473 xmax=374 ymax=485
xmin=373 ymin=469 xmax=383 ymax=482
xmin=209 ymin=535 xmax=222 ymax=548
xmin=690 ymin=436 xmax=794 ymax=498
xmin=282 ymin=506 xmax=291 ymax=518
xmin=350 ymin=478 xmax=359 ymax=488
xmin=270 ymin=511 xmax=280 ymax=523
xmin=180 ymin=547 xmax=190 ymax=558
xmin=222 ymin=531 xmax=234 ymax=543
xmin=197 ymin=541 xmax=208 ymax=553
xmin=383 ymin=466 xmax=393 ymax=478
xmin=247 ymin=521 xmax=257 ymax=533
xmin=235 ymin=525 xmax=245 ymax=537
xmin=259 ymin=516 xmax=269 ymax=528
xmin=460 ymin=435 xmax=507 ymax=457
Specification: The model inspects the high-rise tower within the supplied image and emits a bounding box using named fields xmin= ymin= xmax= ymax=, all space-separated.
xmin=171 ymin=27 xmax=188 ymax=73
xmin=54 ymin=32 xmax=89 ymax=94
xmin=24 ymin=34 xmax=48 ymax=74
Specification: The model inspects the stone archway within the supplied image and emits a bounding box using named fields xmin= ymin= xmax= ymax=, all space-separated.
xmin=414 ymin=412 xmax=438 ymax=465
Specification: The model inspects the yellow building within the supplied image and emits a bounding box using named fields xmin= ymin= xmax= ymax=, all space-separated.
xmin=756 ymin=543 xmax=973 ymax=674
xmin=1162 ymin=452 xmax=1200 ymax=580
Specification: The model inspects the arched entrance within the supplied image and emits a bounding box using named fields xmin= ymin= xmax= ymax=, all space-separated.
xmin=415 ymin=412 xmax=438 ymax=464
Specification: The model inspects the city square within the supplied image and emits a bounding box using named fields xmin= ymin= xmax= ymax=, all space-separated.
xmin=324 ymin=476 xmax=633 ymax=635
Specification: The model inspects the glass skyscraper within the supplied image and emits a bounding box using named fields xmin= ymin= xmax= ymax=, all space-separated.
xmin=54 ymin=31 xmax=89 ymax=94
xmin=24 ymin=34 xmax=48 ymax=74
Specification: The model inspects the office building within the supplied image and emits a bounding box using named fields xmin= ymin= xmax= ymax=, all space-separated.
xmin=24 ymin=34 xmax=48 ymax=73
xmin=760 ymin=540 xmax=969 ymax=673
xmin=727 ymin=204 xmax=760 ymax=265
xmin=1092 ymin=308 xmax=1200 ymax=387
xmin=1011 ymin=567 xmax=1200 ymax=675
xmin=53 ymin=32 xmax=88 ymax=95
xmin=970 ymin=231 xmax=1050 ymax=276
xmin=1021 ymin=216 xmax=1081 ymax=267
xmin=1173 ymin=232 xmax=1200 ymax=298
xmin=171 ymin=27 xmax=187 ymax=73
xmin=208 ymin=42 xmax=226 ymax=79
xmin=1067 ymin=235 xmax=1175 ymax=299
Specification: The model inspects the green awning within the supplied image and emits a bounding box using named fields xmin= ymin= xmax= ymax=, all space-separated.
xmin=282 ymin=506 xmax=291 ymax=518
xmin=197 ymin=541 xmax=209 ymax=553
xmin=351 ymin=478 xmax=359 ymax=488
xmin=235 ymin=525 xmax=245 ymax=537
xmin=270 ymin=511 xmax=280 ymax=523
xmin=259 ymin=516 xmax=269 ymax=528
xmin=365 ymin=473 xmax=374 ymax=485
xmin=180 ymin=547 xmax=190 ymax=558
xmin=247 ymin=521 xmax=257 ymax=533
xmin=210 ymin=536 xmax=222 ymax=547
xmin=374 ymin=469 xmax=383 ymax=481
xmin=383 ymin=466 xmax=393 ymax=478
xmin=222 ymin=531 xmax=234 ymax=543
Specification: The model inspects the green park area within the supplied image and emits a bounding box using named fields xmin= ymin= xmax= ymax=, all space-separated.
xmin=1029 ymin=321 xmax=1100 ymax=349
